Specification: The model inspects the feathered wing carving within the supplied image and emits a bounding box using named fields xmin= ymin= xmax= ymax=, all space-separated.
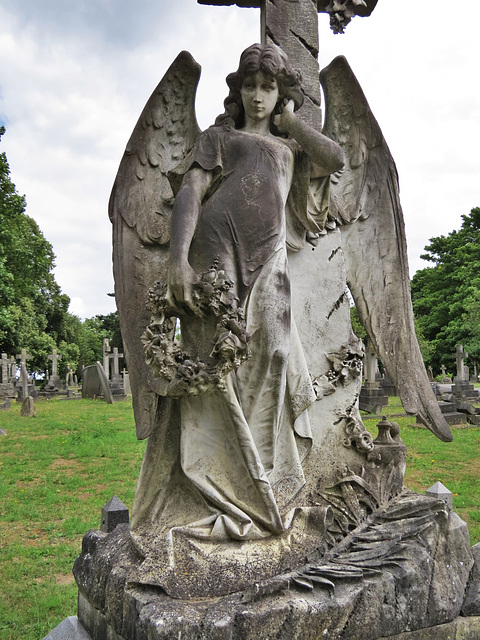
xmin=109 ymin=51 xmax=201 ymax=439
xmin=320 ymin=55 xmax=453 ymax=442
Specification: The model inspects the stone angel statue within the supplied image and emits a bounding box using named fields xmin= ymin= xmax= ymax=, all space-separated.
xmin=109 ymin=43 xmax=452 ymax=598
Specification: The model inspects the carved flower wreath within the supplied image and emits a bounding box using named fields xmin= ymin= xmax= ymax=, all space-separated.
xmin=141 ymin=261 xmax=251 ymax=396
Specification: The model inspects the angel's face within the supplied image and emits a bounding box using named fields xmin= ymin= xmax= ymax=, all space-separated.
xmin=240 ymin=71 xmax=279 ymax=124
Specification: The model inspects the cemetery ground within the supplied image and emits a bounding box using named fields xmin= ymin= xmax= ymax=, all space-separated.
xmin=0 ymin=396 xmax=479 ymax=640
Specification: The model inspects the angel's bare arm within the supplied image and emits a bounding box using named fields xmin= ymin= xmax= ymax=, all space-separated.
xmin=275 ymin=101 xmax=345 ymax=177
xmin=167 ymin=166 xmax=213 ymax=314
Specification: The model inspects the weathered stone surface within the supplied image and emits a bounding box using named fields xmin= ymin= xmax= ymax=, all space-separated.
xmin=462 ymin=542 xmax=480 ymax=616
xmin=74 ymin=496 xmax=474 ymax=640
xmin=380 ymin=616 xmax=480 ymax=639
xmin=82 ymin=362 xmax=114 ymax=404
xmin=20 ymin=395 xmax=36 ymax=417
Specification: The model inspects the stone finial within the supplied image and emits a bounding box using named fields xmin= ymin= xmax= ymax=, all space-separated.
xmin=101 ymin=495 xmax=129 ymax=533
xmin=426 ymin=481 xmax=453 ymax=511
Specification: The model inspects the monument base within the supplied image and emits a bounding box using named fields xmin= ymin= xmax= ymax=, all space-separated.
xmin=47 ymin=613 xmax=480 ymax=640
xmin=70 ymin=491 xmax=479 ymax=640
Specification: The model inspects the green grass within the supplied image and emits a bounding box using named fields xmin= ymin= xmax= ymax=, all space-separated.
xmin=0 ymin=394 xmax=479 ymax=639
xmin=362 ymin=395 xmax=480 ymax=545
xmin=0 ymin=398 xmax=145 ymax=640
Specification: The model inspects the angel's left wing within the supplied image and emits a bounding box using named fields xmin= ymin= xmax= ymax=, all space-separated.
xmin=109 ymin=51 xmax=201 ymax=439
xmin=320 ymin=55 xmax=452 ymax=443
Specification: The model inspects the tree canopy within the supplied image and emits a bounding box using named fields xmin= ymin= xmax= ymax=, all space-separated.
xmin=411 ymin=207 xmax=480 ymax=375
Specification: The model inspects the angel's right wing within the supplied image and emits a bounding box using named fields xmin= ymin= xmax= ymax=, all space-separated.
xmin=109 ymin=51 xmax=201 ymax=439
xmin=320 ymin=55 xmax=452 ymax=443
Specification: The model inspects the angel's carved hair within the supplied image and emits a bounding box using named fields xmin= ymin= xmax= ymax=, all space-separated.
xmin=214 ymin=43 xmax=304 ymax=131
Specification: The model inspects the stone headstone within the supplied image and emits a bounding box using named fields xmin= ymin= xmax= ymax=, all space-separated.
xmin=102 ymin=339 xmax=111 ymax=378
xmin=17 ymin=363 xmax=29 ymax=402
xmin=440 ymin=364 xmax=451 ymax=383
xmin=1 ymin=352 xmax=9 ymax=383
xmin=0 ymin=353 xmax=15 ymax=400
xmin=122 ymin=369 xmax=131 ymax=395
xmin=81 ymin=362 xmax=114 ymax=404
xmin=359 ymin=342 xmax=389 ymax=413
xmin=20 ymin=395 xmax=36 ymax=417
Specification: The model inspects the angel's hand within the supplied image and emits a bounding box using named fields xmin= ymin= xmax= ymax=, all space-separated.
xmin=166 ymin=262 xmax=201 ymax=316
xmin=273 ymin=99 xmax=295 ymax=134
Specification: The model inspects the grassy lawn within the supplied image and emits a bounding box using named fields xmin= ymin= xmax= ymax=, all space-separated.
xmin=0 ymin=394 xmax=479 ymax=639
xmin=0 ymin=398 xmax=145 ymax=640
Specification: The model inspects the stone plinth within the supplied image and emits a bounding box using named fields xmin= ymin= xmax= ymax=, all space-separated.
xmin=359 ymin=382 xmax=389 ymax=413
xmin=452 ymin=380 xmax=479 ymax=401
xmin=72 ymin=493 xmax=475 ymax=640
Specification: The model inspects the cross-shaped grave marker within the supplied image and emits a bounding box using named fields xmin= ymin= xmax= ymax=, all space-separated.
xmin=198 ymin=0 xmax=377 ymax=128
xmin=48 ymin=348 xmax=62 ymax=379
xmin=109 ymin=347 xmax=124 ymax=382
xmin=16 ymin=348 xmax=32 ymax=369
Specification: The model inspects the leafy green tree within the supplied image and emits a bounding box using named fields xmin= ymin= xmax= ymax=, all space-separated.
xmin=0 ymin=127 xmax=72 ymax=372
xmin=411 ymin=207 xmax=480 ymax=373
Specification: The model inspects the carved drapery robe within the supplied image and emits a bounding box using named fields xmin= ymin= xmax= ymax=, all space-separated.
xmin=131 ymin=126 xmax=330 ymax=546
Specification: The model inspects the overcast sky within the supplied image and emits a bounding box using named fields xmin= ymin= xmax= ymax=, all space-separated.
xmin=1 ymin=1 xmax=479 ymax=319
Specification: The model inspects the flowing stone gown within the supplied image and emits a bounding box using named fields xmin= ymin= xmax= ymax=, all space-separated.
xmin=131 ymin=126 xmax=331 ymax=556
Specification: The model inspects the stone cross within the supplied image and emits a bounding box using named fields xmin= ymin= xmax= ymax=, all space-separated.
xmin=109 ymin=347 xmax=124 ymax=381
xmin=16 ymin=348 xmax=32 ymax=369
xmin=454 ymin=344 xmax=468 ymax=382
xmin=48 ymin=348 xmax=62 ymax=378
xmin=103 ymin=338 xmax=111 ymax=378
xmin=1 ymin=353 xmax=9 ymax=383
xmin=197 ymin=0 xmax=378 ymax=129
xmin=440 ymin=364 xmax=447 ymax=377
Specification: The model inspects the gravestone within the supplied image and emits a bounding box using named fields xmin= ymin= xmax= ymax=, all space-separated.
xmin=81 ymin=362 xmax=114 ymax=404
xmin=59 ymin=2 xmax=480 ymax=639
xmin=0 ymin=353 xmax=15 ymax=400
xmin=122 ymin=369 xmax=131 ymax=395
xmin=20 ymin=395 xmax=36 ymax=417
xmin=43 ymin=348 xmax=63 ymax=395
xmin=102 ymin=338 xmax=111 ymax=378
xmin=359 ymin=340 xmax=389 ymax=413
xmin=108 ymin=347 xmax=126 ymax=399
xmin=440 ymin=364 xmax=452 ymax=384
xmin=16 ymin=362 xmax=30 ymax=402
xmin=452 ymin=345 xmax=478 ymax=401
xmin=380 ymin=371 xmax=397 ymax=396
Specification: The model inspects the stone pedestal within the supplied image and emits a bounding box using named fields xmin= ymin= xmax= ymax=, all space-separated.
xmin=70 ymin=492 xmax=476 ymax=640
xmin=452 ymin=379 xmax=479 ymax=401
xmin=359 ymin=381 xmax=389 ymax=413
